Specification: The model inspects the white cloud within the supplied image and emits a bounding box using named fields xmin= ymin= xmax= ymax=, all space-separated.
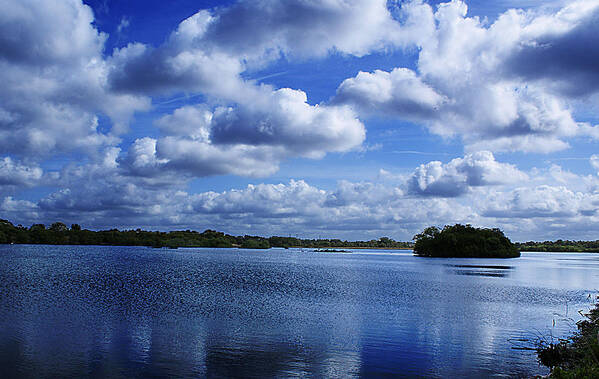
xmin=333 ymin=68 xmax=445 ymax=119
xmin=483 ymin=185 xmax=599 ymax=218
xmin=6 ymin=161 xmax=475 ymax=238
xmin=116 ymin=17 xmax=130 ymax=35
xmin=333 ymin=0 xmax=599 ymax=153
xmin=179 ymin=179 xmax=475 ymax=237
xmin=1 ymin=0 xmax=382 ymax=179
xmin=197 ymin=0 xmax=404 ymax=60
xmin=107 ymin=1 xmax=385 ymax=178
xmin=504 ymin=0 xmax=599 ymax=97
xmin=192 ymin=180 xmax=325 ymax=216
xmin=208 ymin=89 xmax=365 ymax=158
xmin=0 ymin=0 xmax=103 ymax=66
xmin=121 ymin=138 xmax=169 ymax=178
xmin=108 ymin=40 xmax=245 ymax=98
xmin=158 ymin=137 xmax=286 ymax=178
xmin=0 ymin=157 xmax=43 ymax=187
xmin=0 ymin=196 xmax=39 ymax=224
xmin=142 ymin=88 xmax=366 ymax=178
xmin=3 ymin=0 xmax=599 ymax=242
xmin=407 ymin=151 xmax=528 ymax=197
xmin=154 ymin=106 xmax=213 ymax=141
xmin=4 ymin=152 xmax=599 ymax=240
xmin=0 ymin=0 xmax=149 ymax=159
xmin=591 ymin=154 xmax=599 ymax=173
xmin=106 ymin=0 xmax=419 ymax=97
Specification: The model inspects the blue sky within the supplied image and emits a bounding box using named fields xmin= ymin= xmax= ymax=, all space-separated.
xmin=2 ymin=0 xmax=599 ymax=241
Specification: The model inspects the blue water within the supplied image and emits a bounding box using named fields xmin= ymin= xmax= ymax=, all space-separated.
xmin=0 ymin=245 xmax=597 ymax=378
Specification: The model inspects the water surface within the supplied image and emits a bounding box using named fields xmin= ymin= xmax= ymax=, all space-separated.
xmin=0 ymin=245 xmax=597 ymax=378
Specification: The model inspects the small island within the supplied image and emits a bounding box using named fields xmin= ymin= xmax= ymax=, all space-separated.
xmin=413 ymin=224 xmax=520 ymax=258
xmin=313 ymin=249 xmax=351 ymax=253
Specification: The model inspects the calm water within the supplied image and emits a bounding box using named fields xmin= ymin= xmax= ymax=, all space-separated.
xmin=0 ymin=246 xmax=597 ymax=378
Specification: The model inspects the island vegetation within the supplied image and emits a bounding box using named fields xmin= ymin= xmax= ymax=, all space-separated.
xmin=0 ymin=219 xmax=412 ymax=249
xmin=413 ymin=224 xmax=520 ymax=258
xmin=313 ymin=249 xmax=351 ymax=253
xmin=537 ymin=301 xmax=599 ymax=378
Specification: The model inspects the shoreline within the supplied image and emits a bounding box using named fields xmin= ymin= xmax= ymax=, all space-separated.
xmin=537 ymin=301 xmax=599 ymax=377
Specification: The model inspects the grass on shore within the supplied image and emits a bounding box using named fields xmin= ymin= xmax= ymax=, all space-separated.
xmin=537 ymin=300 xmax=599 ymax=378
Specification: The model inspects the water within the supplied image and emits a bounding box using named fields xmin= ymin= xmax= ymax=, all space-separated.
xmin=0 ymin=245 xmax=597 ymax=378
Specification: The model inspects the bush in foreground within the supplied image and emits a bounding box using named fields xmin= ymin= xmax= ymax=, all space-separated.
xmin=413 ymin=224 xmax=520 ymax=258
xmin=537 ymin=302 xmax=599 ymax=378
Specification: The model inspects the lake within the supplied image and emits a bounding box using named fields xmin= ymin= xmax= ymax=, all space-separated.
xmin=0 ymin=245 xmax=597 ymax=378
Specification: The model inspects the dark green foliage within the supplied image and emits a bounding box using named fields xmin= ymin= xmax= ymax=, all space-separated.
xmin=50 ymin=222 xmax=68 ymax=232
xmin=413 ymin=224 xmax=520 ymax=258
xmin=516 ymin=240 xmax=599 ymax=253
xmin=0 ymin=218 xmax=413 ymax=249
xmin=240 ymin=237 xmax=270 ymax=249
xmin=537 ymin=303 xmax=599 ymax=378
xmin=266 ymin=236 xmax=412 ymax=249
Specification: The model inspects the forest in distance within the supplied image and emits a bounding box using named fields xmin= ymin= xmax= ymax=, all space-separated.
xmin=0 ymin=219 xmax=411 ymax=249
xmin=1 ymin=218 xmax=598 ymax=252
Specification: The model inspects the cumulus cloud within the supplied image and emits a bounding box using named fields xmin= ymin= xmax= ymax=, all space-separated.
xmin=0 ymin=196 xmax=39 ymax=226
xmin=333 ymin=68 xmax=445 ymax=119
xmin=208 ymin=89 xmax=365 ymax=157
xmin=141 ymin=89 xmax=365 ymax=178
xmin=0 ymin=157 xmax=43 ymax=187
xmin=0 ymin=151 xmax=479 ymax=238
xmin=120 ymin=138 xmax=170 ymax=179
xmin=408 ymin=151 xmax=528 ymax=197
xmin=0 ymin=0 xmax=149 ymax=160
xmin=4 ymin=153 xmax=599 ymax=241
xmin=154 ymin=106 xmax=213 ymax=140
xmin=324 ymin=180 xmax=403 ymax=207
xmin=157 ymin=137 xmax=286 ymax=178
xmin=106 ymin=0 xmax=418 ymax=97
xmin=504 ymin=1 xmax=599 ymax=97
xmin=32 ymin=148 xmax=191 ymax=227
xmin=333 ymin=0 xmax=599 ymax=153
xmin=201 ymin=0 xmax=403 ymax=60
xmin=1 ymin=0 xmax=383 ymax=179
xmin=108 ymin=0 xmax=394 ymax=178
xmin=4 ymin=0 xmax=599 ymax=242
xmin=192 ymin=180 xmax=325 ymax=216
xmin=107 ymin=0 xmax=405 ymax=97
xmin=591 ymin=154 xmax=599 ymax=173
xmin=108 ymin=40 xmax=244 ymax=97
xmin=483 ymin=185 xmax=599 ymax=218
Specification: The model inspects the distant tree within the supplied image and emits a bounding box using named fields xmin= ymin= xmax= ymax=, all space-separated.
xmin=71 ymin=224 xmax=81 ymax=231
xmin=50 ymin=222 xmax=68 ymax=232
xmin=30 ymin=224 xmax=46 ymax=231
xmin=240 ymin=237 xmax=270 ymax=249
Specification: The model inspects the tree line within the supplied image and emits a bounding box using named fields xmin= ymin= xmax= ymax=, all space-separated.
xmin=0 ymin=219 xmax=413 ymax=249
xmin=515 ymin=240 xmax=599 ymax=252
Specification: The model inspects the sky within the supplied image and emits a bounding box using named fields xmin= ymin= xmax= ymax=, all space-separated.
xmin=1 ymin=0 xmax=599 ymax=241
